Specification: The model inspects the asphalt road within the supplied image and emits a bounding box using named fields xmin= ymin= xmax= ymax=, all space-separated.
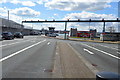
xmin=1 ymin=36 xmax=57 ymax=78
xmin=0 ymin=35 xmax=119 ymax=78
xmin=69 ymin=41 xmax=119 ymax=73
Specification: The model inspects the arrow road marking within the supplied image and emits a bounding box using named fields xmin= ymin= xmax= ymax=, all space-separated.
xmin=81 ymin=43 xmax=120 ymax=60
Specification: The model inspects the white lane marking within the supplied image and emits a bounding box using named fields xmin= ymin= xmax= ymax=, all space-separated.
xmin=84 ymin=48 xmax=94 ymax=55
xmin=0 ymin=39 xmax=34 ymax=48
xmin=0 ymin=39 xmax=46 ymax=62
xmin=56 ymin=52 xmax=58 ymax=55
xmin=47 ymin=42 xmax=50 ymax=45
xmin=81 ymin=43 xmax=120 ymax=60
xmin=98 ymin=44 xmax=118 ymax=51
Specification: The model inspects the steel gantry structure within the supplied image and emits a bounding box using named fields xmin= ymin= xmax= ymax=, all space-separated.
xmin=22 ymin=18 xmax=120 ymax=39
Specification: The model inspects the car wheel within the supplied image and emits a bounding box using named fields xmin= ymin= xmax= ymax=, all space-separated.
xmin=9 ymin=37 xmax=12 ymax=40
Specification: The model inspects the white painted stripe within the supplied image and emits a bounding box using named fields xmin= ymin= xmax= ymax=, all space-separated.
xmin=0 ymin=39 xmax=34 ymax=48
xmin=56 ymin=52 xmax=58 ymax=55
xmin=47 ymin=42 xmax=50 ymax=45
xmin=81 ymin=43 xmax=120 ymax=60
xmin=84 ymin=48 xmax=94 ymax=55
xmin=0 ymin=39 xmax=46 ymax=62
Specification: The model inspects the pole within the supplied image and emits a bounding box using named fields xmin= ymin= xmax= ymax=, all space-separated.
xmin=21 ymin=22 xmax=24 ymax=33
xmin=89 ymin=22 xmax=91 ymax=39
xmin=8 ymin=10 xmax=9 ymax=20
xmin=64 ymin=22 xmax=67 ymax=39
xmin=103 ymin=22 xmax=105 ymax=32
xmin=8 ymin=10 xmax=9 ymax=32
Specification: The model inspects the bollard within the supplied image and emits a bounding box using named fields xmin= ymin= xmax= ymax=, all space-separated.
xmin=96 ymin=71 xmax=120 ymax=80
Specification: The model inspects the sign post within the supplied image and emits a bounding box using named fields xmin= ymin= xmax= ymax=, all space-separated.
xmin=64 ymin=22 xmax=67 ymax=39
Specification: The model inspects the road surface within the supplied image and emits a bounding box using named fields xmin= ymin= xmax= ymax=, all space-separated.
xmin=0 ymin=35 xmax=119 ymax=78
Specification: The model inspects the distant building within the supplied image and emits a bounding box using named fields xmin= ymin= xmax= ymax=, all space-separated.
xmin=74 ymin=29 xmax=97 ymax=38
xmin=0 ymin=17 xmax=40 ymax=35
xmin=77 ymin=31 xmax=89 ymax=37
xmin=70 ymin=28 xmax=97 ymax=38
xmin=89 ymin=29 xmax=97 ymax=38
xmin=70 ymin=28 xmax=77 ymax=37
xmin=0 ymin=18 xmax=24 ymax=34
xmin=59 ymin=30 xmax=69 ymax=34
xmin=100 ymin=32 xmax=120 ymax=41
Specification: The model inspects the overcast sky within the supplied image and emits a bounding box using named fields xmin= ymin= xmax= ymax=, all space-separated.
xmin=0 ymin=0 xmax=119 ymax=32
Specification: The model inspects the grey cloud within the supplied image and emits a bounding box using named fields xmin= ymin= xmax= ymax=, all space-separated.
xmin=11 ymin=7 xmax=40 ymax=17
xmin=63 ymin=11 xmax=117 ymax=31
xmin=45 ymin=0 xmax=111 ymax=11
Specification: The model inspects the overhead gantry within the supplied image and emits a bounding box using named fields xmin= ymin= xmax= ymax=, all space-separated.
xmin=22 ymin=18 xmax=120 ymax=39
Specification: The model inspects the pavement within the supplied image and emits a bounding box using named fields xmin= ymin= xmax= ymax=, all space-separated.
xmin=1 ymin=35 xmax=119 ymax=78
xmin=46 ymin=35 xmax=119 ymax=74
xmin=53 ymin=42 xmax=97 ymax=78
xmin=70 ymin=41 xmax=119 ymax=73
xmin=2 ymin=36 xmax=57 ymax=78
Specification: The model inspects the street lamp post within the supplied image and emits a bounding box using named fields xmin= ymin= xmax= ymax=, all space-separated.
xmin=7 ymin=10 xmax=10 ymax=32
xmin=89 ymin=19 xmax=91 ymax=40
xmin=64 ymin=22 xmax=67 ymax=39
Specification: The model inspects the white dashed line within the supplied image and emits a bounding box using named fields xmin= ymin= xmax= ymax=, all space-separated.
xmin=0 ymin=39 xmax=46 ymax=62
xmin=56 ymin=52 xmax=58 ymax=55
xmin=47 ymin=42 xmax=50 ymax=45
xmin=84 ymin=48 xmax=94 ymax=55
xmin=81 ymin=43 xmax=120 ymax=60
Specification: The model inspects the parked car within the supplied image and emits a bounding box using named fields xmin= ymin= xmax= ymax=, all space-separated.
xmin=14 ymin=32 xmax=24 ymax=38
xmin=2 ymin=32 xmax=14 ymax=40
xmin=47 ymin=33 xmax=56 ymax=37
xmin=30 ymin=32 xmax=39 ymax=35
xmin=0 ymin=34 xmax=2 ymax=41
